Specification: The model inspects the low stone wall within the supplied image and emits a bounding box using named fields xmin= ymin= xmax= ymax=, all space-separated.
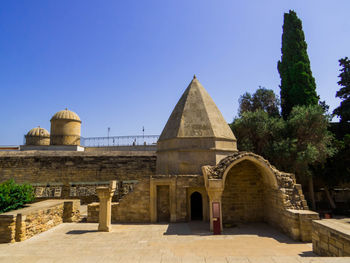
xmin=0 ymin=200 xmax=80 ymax=243
xmin=312 ymin=219 xmax=350 ymax=256
xmin=280 ymin=209 xmax=319 ymax=242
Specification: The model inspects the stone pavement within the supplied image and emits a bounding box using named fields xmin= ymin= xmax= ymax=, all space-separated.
xmin=0 ymin=222 xmax=349 ymax=262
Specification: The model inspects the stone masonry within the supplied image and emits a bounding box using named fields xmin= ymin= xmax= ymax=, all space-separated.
xmin=313 ymin=219 xmax=350 ymax=256
xmin=0 ymin=200 xmax=80 ymax=243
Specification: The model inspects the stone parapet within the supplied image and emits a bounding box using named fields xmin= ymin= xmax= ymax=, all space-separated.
xmin=280 ymin=209 xmax=319 ymax=242
xmin=312 ymin=219 xmax=350 ymax=256
xmin=0 ymin=200 xmax=80 ymax=243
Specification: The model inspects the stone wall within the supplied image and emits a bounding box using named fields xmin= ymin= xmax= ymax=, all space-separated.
xmin=222 ymin=161 xmax=264 ymax=223
xmin=312 ymin=219 xmax=350 ymax=256
xmin=88 ymin=174 xmax=207 ymax=223
xmin=157 ymin=185 xmax=170 ymax=222
xmin=0 ymin=200 xmax=80 ymax=243
xmin=0 ymin=151 xmax=156 ymax=204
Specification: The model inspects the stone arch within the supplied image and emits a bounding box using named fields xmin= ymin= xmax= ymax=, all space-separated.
xmin=221 ymin=155 xmax=278 ymax=190
xmin=222 ymin=159 xmax=272 ymax=224
xmin=202 ymin=152 xmax=317 ymax=240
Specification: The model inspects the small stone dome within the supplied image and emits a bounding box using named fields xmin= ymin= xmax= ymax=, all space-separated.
xmin=27 ymin=127 xmax=50 ymax=137
xmin=50 ymin=108 xmax=81 ymax=122
xmin=25 ymin=127 xmax=50 ymax=146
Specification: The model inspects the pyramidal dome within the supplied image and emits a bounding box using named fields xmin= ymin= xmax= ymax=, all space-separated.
xmin=157 ymin=76 xmax=237 ymax=175
xmin=159 ymin=75 xmax=236 ymax=141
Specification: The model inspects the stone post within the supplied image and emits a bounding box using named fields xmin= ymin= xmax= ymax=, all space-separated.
xmin=96 ymin=181 xmax=116 ymax=232
xmin=206 ymin=179 xmax=224 ymax=232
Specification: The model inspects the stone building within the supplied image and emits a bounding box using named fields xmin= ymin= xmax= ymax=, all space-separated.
xmin=50 ymin=108 xmax=81 ymax=146
xmin=0 ymin=76 xmax=318 ymax=241
xmin=25 ymin=127 xmax=50 ymax=146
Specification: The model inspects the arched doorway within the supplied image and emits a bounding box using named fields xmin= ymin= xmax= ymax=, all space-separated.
xmin=222 ymin=160 xmax=264 ymax=224
xmin=190 ymin=192 xmax=203 ymax=220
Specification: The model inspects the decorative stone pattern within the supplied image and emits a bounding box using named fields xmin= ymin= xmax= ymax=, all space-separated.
xmin=313 ymin=219 xmax=350 ymax=257
xmin=35 ymin=185 xmax=63 ymax=198
xmin=0 ymin=200 xmax=80 ymax=243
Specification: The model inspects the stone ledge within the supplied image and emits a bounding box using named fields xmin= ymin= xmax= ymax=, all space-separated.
xmin=312 ymin=218 xmax=350 ymax=256
xmin=0 ymin=199 xmax=80 ymax=243
xmin=313 ymin=219 xmax=350 ymax=241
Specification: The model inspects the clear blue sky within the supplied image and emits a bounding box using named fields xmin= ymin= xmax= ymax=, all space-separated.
xmin=1 ymin=0 xmax=349 ymax=145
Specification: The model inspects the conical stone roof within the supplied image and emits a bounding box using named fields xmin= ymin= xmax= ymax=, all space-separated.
xmin=159 ymin=75 xmax=236 ymax=141
xmin=156 ymin=76 xmax=237 ymax=175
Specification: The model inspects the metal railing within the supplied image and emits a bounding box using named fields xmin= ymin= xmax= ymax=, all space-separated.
xmin=80 ymin=135 xmax=159 ymax=147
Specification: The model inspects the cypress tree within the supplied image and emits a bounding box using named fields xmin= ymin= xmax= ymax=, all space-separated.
xmin=333 ymin=57 xmax=350 ymax=123
xmin=278 ymin=10 xmax=318 ymax=120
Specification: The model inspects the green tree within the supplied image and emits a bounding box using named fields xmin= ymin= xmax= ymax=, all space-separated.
xmin=278 ymin=10 xmax=318 ymax=120
xmin=231 ymin=110 xmax=284 ymax=157
xmin=0 ymin=179 xmax=34 ymax=213
xmin=286 ymin=105 xmax=336 ymax=210
xmin=231 ymin=104 xmax=336 ymax=210
xmin=333 ymin=57 xmax=350 ymax=122
xmin=238 ymin=87 xmax=280 ymax=117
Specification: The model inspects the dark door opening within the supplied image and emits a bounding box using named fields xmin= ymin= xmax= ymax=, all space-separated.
xmin=190 ymin=192 xmax=203 ymax=220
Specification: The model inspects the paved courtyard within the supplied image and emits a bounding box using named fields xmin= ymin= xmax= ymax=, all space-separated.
xmin=0 ymin=222 xmax=348 ymax=263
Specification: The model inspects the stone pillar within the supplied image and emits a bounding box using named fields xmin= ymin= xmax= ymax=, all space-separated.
xmin=96 ymin=181 xmax=116 ymax=232
xmin=206 ymin=179 xmax=224 ymax=232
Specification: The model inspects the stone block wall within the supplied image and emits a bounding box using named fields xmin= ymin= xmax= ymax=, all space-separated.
xmin=0 ymin=200 xmax=80 ymax=243
xmin=313 ymin=219 xmax=350 ymax=256
xmin=0 ymin=215 xmax=16 ymax=243
xmin=278 ymin=209 xmax=319 ymax=242
xmin=112 ymin=179 xmax=151 ymax=222
xmin=176 ymin=175 xmax=207 ymax=222
xmin=0 ymin=151 xmax=156 ymax=204
xmin=222 ymin=161 xmax=264 ymax=223
xmin=88 ymin=179 xmax=152 ymax=223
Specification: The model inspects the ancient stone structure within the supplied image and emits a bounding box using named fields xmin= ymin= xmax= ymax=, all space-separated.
xmin=0 ymin=76 xmax=320 ymax=242
xmin=312 ymin=219 xmax=350 ymax=256
xmin=25 ymin=127 xmax=50 ymax=146
xmin=151 ymin=76 xmax=318 ymax=239
xmin=156 ymin=75 xmax=237 ymax=175
xmin=0 ymin=200 xmax=80 ymax=243
xmin=50 ymin=108 xmax=81 ymax=146
xmin=96 ymin=181 xmax=116 ymax=232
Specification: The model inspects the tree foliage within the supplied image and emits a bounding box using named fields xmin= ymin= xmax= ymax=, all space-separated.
xmin=231 ymin=105 xmax=336 ymax=178
xmin=278 ymin=10 xmax=318 ymax=120
xmin=333 ymin=57 xmax=350 ymax=123
xmin=238 ymin=87 xmax=280 ymax=117
xmin=0 ymin=179 xmax=34 ymax=213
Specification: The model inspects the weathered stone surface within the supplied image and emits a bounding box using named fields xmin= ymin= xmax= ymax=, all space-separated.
xmin=0 ymin=151 xmax=156 ymax=204
xmin=313 ymin=219 xmax=350 ymax=257
xmin=156 ymin=76 xmax=237 ymax=175
xmin=0 ymin=200 xmax=80 ymax=243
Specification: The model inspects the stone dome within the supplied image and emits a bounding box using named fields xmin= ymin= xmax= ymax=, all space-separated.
xmin=26 ymin=127 xmax=50 ymax=137
xmin=50 ymin=109 xmax=81 ymax=122
xmin=25 ymin=127 xmax=50 ymax=146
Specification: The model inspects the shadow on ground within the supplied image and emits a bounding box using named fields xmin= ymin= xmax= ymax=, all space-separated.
xmin=164 ymin=222 xmax=315 ymax=248
xmin=66 ymin=230 xmax=98 ymax=235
